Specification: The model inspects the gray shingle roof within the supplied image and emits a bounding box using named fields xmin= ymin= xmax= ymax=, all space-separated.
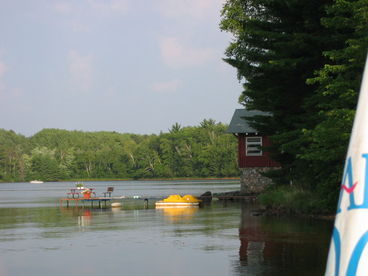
xmin=227 ymin=109 xmax=270 ymax=134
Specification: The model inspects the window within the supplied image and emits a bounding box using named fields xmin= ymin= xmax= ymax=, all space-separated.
xmin=246 ymin=137 xmax=262 ymax=156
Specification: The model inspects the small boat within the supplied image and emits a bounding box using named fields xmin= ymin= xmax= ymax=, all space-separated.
xmin=30 ymin=180 xmax=44 ymax=184
xmin=155 ymin=194 xmax=201 ymax=207
xmin=111 ymin=202 xmax=122 ymax=208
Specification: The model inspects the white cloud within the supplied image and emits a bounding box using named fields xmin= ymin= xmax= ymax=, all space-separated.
xmin=160 ymin=37 xmax=216 ymax=68
xmin=0 ymin=61 xmax=6 ymax=78
xmin=151 ymin=79 xmax=182 ymax=93
xmin=0 ymin=57 xmax=25 ymax=106
xmin=55 ymin=0 xmax=128 ymax=15
xmin=0 ymin=59 xmax=7 ymax=95
xmin=157 ymin=0 xmax=225 ymax=20
xmin=69 ymin=20 xmax=90 ymax=32
xmin=54 ymin=2 xmax=73 ymax=14
xmin=68 ymin=50 xmax=93 ymax=92
xmin=54 ymin=0 xmax=128 ymax=32
xmin=87 ymin=0 xmax=128 ymax=15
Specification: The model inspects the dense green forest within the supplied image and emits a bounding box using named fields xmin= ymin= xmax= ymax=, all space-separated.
xmin=0 ymin=120 xmax=238 ymax=182
xmin=221 ymin=0 xmax=368 ymax=212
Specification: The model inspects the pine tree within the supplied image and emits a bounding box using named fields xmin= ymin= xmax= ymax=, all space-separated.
xmin=220 ymin=0 xmax=334 ymax=184
xmin=299 ymin=0 xmax=368 ymax=209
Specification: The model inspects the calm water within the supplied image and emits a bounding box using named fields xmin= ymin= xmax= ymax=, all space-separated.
xmin=0 ymin=180 xmax=332 ymax=276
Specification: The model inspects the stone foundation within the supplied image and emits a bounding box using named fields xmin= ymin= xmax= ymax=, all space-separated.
xmin=240 ymin=167 xmax=277 ymax=194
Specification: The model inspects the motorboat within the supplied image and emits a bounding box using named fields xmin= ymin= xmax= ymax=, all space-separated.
xmin=30 ymin=180 xmax=44 ymax=184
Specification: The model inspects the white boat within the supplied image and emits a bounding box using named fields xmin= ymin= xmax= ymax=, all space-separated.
xmin=30 ymin=180 xmax=44 ymax=184
xmin=111 ymin=202 xmax=122 ymax=208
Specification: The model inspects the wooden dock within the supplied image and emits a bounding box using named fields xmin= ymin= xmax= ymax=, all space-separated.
xmin=59 ymin=194 xmax=257 ymax=209
xmin=59 ymin=197 xmax=113 ymax=208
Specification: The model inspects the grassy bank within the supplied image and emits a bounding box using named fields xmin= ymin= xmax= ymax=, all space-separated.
xmin=258 ymin=186 xmax=334 ymax=216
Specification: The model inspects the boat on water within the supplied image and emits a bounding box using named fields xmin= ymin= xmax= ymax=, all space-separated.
xmin=155 ymin=194 xmax=201 ymax=207
xmin=30 ymin=180 xmax=44 ymax=184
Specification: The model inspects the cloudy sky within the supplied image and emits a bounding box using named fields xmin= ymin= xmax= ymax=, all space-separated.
xmin=0 ymin=0 xmax=242 ymax=136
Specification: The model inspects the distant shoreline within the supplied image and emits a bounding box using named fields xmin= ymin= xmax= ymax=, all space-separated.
xmin=63 ymin=177 xmax=240 ymax=182
xmin=2 ymin=177 xmax=240 ymax=183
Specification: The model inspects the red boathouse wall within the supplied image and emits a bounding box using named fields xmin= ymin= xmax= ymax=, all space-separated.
xmin=237 ymin=134 xmax=279 ymax=168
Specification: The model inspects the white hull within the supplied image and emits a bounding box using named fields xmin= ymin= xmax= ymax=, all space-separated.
xmin=155 ymin=202 xmax=199 ymax=207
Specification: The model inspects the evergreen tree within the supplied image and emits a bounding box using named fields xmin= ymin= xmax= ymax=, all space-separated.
xmin=299 ymin=0 xmax=368 ymax=210
xmin=221 ymin=0 xmax=367 ymax=211
xmin=220 ymin=0 xmax=334 ymax=184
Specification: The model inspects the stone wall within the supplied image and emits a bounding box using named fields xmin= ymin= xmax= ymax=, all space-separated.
xmin=240 ymin=167 xmax=277 ymax=194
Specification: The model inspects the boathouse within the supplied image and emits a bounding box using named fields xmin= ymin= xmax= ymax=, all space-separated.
xmin=227 ymin=109 xmax=279 ymax=193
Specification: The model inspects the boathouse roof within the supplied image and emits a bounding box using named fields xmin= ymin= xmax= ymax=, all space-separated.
xmin=227 ymin=109 xmax=270 ymax=134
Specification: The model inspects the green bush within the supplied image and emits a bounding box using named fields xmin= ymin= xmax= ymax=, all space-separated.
xmin=259 ymin=186 xmax=331 ymax=215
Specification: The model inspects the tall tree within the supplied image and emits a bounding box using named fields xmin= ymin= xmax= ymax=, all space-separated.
xmin=220 ymin=0 xmax=335 ymax=184
xmin=0 ymin=129 xmax=29 ymax=181
xmin=299 ymin=0 xmax=368 ymax=209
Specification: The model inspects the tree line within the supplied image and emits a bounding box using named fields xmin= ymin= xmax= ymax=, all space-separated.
xmin=0 ymin=119 xmax=238 ymax=182
xmin=221 ymin=0 xmax=368 ymax=211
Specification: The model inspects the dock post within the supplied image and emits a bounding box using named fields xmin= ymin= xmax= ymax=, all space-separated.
xmin=144 ymin=198 xmax=148 ymax=209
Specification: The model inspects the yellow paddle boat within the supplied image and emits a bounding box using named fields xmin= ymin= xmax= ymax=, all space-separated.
xmin=155 ymin=194 xmax=201 ymax=207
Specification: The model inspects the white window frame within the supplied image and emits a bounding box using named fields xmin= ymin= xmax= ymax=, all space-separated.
xmin=246 ymin=137 xmax=262 ymax=156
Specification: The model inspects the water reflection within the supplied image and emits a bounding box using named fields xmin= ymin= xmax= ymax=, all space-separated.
xmin=156 ymin=206 xmax=198 ymax=222
xmin=58 ymin=207 xmax=121 ymax=231
xmin=0 ymin=180 xmax=334 ymax=276
xmin=78 ymin=210 xmax=92 ymax=228
xmin=59 ymin=207 xmax=93 ymax=230
xmin=236 ymin=202 xmax=332 ymax=275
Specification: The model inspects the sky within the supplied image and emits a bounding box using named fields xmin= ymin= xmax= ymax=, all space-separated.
xmin=0 ymin=0 xmax=243 ymax=137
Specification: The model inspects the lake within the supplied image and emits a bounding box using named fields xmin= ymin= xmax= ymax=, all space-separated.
xmin=0 ymin=180 xmax=332 ymax=276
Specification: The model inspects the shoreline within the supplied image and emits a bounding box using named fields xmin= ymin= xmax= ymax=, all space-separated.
xmin=212 ymin=190 xmax=336 ymax=220
xmin=1 ymin=177 xmax=240 ymax=184
xmin=260 ymin=207 xmax=336 ymax=221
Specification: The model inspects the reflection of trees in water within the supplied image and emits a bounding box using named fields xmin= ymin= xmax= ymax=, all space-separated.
xmin=235 ymin=202 xmax=332 ymax=275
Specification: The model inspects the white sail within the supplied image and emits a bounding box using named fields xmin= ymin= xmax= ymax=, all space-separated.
xmin=325 ymin=54 xmax=368 ymax=276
